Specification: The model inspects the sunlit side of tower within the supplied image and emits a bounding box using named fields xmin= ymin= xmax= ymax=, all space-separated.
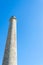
xmin=2 ymin=16 xmax=17 ymax=65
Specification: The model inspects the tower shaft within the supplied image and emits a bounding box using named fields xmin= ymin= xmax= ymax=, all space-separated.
xmin=2 ymin=16 xmax=17 ymax=65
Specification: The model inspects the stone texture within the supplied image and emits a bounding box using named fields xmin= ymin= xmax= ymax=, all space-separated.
xmin=2 ymin=16 xmax=17 ymax=65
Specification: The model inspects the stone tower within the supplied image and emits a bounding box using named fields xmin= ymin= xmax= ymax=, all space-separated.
xmin=2 ymin=16 xmax=17 ymax=65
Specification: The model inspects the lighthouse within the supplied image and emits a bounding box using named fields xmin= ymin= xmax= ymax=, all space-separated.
xmin=2 ymin=16 xmax=17 ymax=65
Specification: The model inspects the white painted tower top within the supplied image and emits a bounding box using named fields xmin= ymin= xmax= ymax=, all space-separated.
xmin=10 ymin=16 xmax=16 ymax=22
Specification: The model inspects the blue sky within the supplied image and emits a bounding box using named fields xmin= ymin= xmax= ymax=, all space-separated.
xmin=0 ymin=0 xmax=43 ymax=65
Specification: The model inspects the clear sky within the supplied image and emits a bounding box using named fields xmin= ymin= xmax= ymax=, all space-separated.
xmin=0 ymin=0 xmax=43 ymax=65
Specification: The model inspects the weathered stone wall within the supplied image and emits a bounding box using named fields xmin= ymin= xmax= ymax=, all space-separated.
xmin=2 ymin=16 xmax=17 ymax=65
